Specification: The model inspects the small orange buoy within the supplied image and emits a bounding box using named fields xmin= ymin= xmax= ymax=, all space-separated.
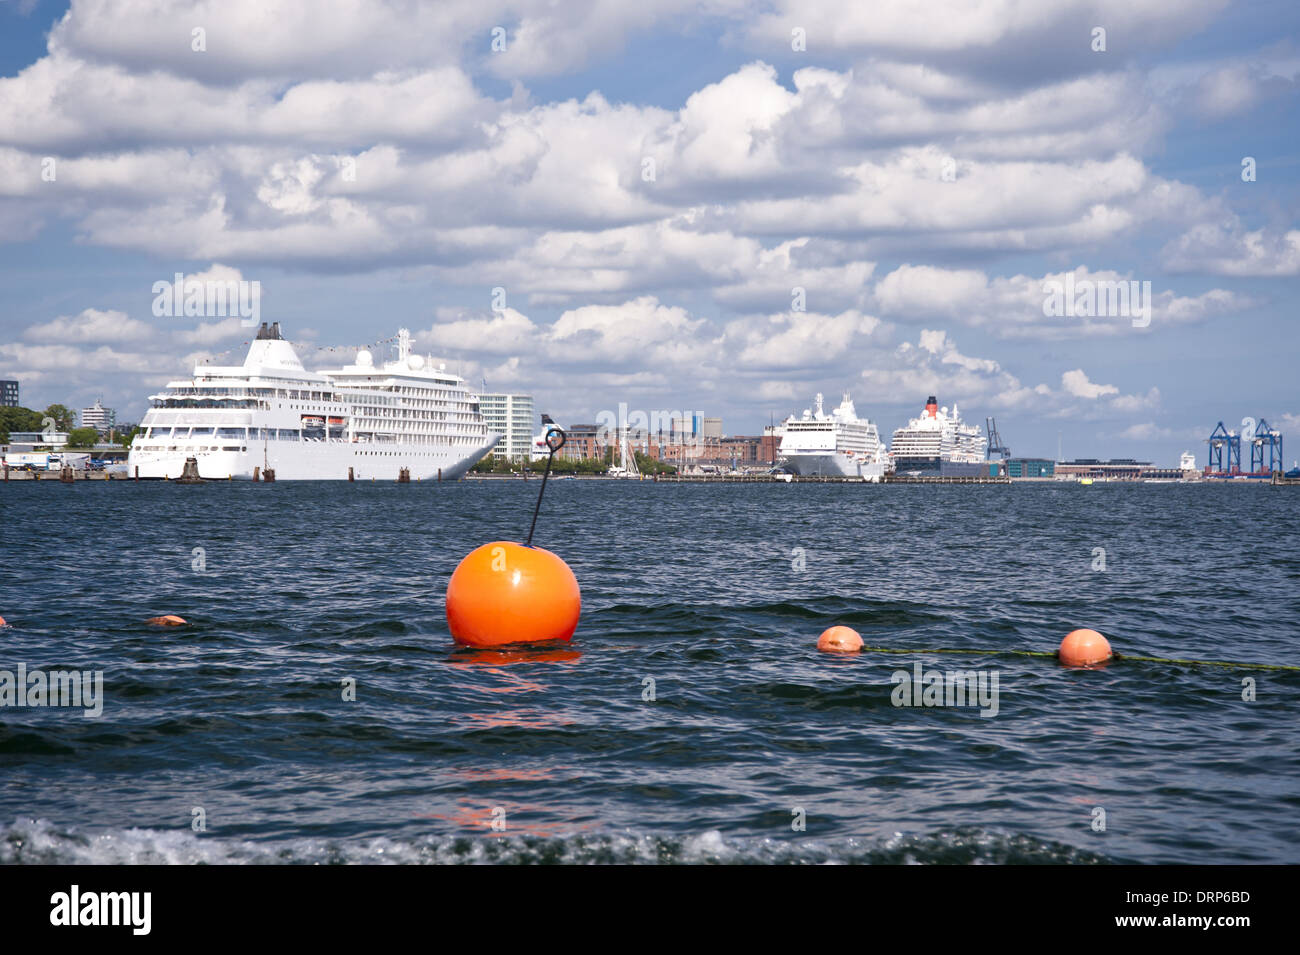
xmin=817 ymin=625 xmax=863 ymax=653
xmin=446 ymin=541 xmax=580 ymax=648
xmin=145 ymin=615 xmax=187 ymax=627
xmin=0 ymin=615 xmax=7 ymax=627
xmin=1059 ymin=628 xmax=1112 ymax=667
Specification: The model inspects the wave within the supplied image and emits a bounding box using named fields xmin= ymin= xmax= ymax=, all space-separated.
xmin=1 ymin=818 xmax=1112 ymax=865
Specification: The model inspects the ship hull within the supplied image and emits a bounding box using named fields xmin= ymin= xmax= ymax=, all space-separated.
xmin=891 ymin=456 xmax=987 ymax=477
xmin=127 ymin=436 xmax=497 ymax=481
xmin=782 ymin=452 xmax=885 ymax=481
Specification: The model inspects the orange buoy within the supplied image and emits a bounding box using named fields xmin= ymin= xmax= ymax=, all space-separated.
xmin=817 ymin=625 xmax=863 ymax=653
xmin=1059 ymin=628 xmax=1112 ymax=667
xmin=145 ymin=615 xmax=187 ymax=627
xmin=0 ymin=615 xmax=7 ymax=627
xmin=446 ymin=541 xmax=580 ymax=648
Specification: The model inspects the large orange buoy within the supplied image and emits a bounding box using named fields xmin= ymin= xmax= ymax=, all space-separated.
xmin=145 ymin=615 xmax=187 ymax=627
xmin=0 ymin=615 xmax=7 ymax=627
xmin=817 ymin=625 xmax=863 ymax=653
xmin=1059 ymin=628 xmax=1112 ymax=667
xmin=446 ymin=541 xmax=580 ymax=648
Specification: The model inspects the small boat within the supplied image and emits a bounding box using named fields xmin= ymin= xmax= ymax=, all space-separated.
xmin=1079 ymin=478 xmax=1094 ymax=485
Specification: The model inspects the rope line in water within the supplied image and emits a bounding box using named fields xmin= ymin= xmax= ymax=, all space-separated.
xmin=860 ymin=646 xmax=1299 ymax=672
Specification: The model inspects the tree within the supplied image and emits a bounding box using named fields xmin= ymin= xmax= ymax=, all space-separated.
xmin=67 ymin=427 xmax=101 ymax=448
xmin=0 ymin=406 xmax=43 ymax=443
xmin=634 ymin=451 xmax=677 ymax=475
xmin=117 ymin=426 xmax=141 ymax=448
xmin=43 ymin=404 xmax=75 ymax=432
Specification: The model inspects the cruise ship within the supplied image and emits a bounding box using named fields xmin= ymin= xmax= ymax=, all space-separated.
xmin=777 ymin=393 xmax=886 ymax=481
xmin=889 ymin=396 xmax=987 ymax=476
xmin=127 ymin=323 xmax=499 ymax=480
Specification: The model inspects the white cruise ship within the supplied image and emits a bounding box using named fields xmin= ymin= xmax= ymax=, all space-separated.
xmin=777 ymin=393 xmax=886 ymax=481
xmin=889 ymin=396 xmax=987 ymax=477
xmin=127 ymin=323 xmax=499 ymax=480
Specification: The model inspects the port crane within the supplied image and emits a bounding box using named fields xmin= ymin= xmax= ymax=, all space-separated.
xmin=985 ymin=417 xmax=1010 ymax=461
xmin=1206 ymin=422 xmax=1241 ymax=474
xmin=1248 ymin=418 xmax=1283 ymax=474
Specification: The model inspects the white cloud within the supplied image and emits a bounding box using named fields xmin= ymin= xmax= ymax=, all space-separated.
xmin=422 ymin=308 xmax=538 ymax=355
xmin=23 ymin=308 xmax=151 ymax=343
xmin=1116 ymin=421 xmax=1176 ymax=440
xmin=871 ymin=264 xmax=1249 ymax=337
xmin=1062 ymin=368 xmax=1118 ymax=399
xmin=1163 ymin=224 xmax=1300 ymax=277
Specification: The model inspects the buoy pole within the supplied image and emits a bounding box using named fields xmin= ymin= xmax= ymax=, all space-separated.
xmin=526 ymin=426 xmax=566 ymax=547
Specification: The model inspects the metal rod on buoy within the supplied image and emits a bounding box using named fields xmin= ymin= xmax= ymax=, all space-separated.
xmin=526 ymin=426 xmax=566 ymax=547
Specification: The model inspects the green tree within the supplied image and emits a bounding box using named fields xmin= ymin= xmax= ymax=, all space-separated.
xmin=43 ymin=403 xmax=75 ymax=432
xmin=634 ymin=451 xmax=677 ymax=475
xmin=0 ymin=406 xmax=43 ymax=443
xmin=67 ymin=427 xmax=101 ymax=448
xmin=117 ymin=426 xmax=141 ymax=448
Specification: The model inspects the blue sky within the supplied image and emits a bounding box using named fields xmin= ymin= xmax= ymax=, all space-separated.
xmin=1 ymin=0 xmax=1298 ymax=464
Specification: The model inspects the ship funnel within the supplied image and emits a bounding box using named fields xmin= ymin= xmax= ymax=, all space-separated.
xmin=926 ymin=395 xmax=938 ymax=417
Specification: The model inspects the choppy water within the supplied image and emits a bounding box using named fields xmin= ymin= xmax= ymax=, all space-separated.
xmin=1 ymin=480 xmax=1297 ymax=864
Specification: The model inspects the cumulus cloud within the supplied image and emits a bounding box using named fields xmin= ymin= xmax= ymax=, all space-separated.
xmin=23 ymin=308 xmax=152 ymax=343
xmin=857 ymin=329 xmax=1158 ymax=418
xmin=871 ymin=264 xmax=1250 ymax=337
xmin=1061 ymin=368 xmax=1118 ymax=399
xmin=1163 ymin=223 xmax=1300 ymax=277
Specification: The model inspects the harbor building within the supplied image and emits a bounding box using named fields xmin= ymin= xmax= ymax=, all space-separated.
xmin=991 ymin=457 xmax=1055 ymax=478
xmin=0 ymin=380 xmax=18 ymax=407
xmin=480 ymin=393 xmax=536 ymax=462
xmin=6 ymin=431 xmax=69 ymax=449
xmin=1054 ymin=458 xmax=1192 ymax=480
xmin=1056 ymin=458 xmax=1151 ymax=480
xmin=80 ymin=398 xmax=116 ymax=435
xmin=719 ymin=435 xmax=776 ymax=467
xmin=559 ymin=423 xmax=604 ymax=461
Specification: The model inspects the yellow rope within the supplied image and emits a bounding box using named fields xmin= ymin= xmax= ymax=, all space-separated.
xmin=860 ymin=646 xmax=1300 ymax=672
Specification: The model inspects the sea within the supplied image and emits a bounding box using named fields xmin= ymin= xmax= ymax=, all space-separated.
xmin=1 ymin=479 xmax=1297 ymax=864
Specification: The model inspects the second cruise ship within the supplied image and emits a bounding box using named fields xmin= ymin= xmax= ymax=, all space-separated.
xmin=127 ymin=323 xmax=499 ymax=480
xmin=889 ymin=395 xmax=987 ymax=477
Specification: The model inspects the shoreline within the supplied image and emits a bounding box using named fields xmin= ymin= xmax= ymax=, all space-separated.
xmin=3 ymin=469 xmax=1293 ymax=485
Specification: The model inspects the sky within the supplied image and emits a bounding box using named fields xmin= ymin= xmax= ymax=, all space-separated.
xmin=1 ymin=0 xmax=1298 ymax=465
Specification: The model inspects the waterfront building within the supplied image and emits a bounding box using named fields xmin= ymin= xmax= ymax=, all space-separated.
xmin=1002 ymin=458 xmax=1055 ymax=478
xmin=480 ymin=393 xmax=536 ymax=461
xmin=6 ymin=431 xmax=69 ymax=449
xmin=1054 ymin=458 xmax=1191 ymax=480
xmin=0 ymin=380 xmax=18 ymax=407
xmin=80 ymin=398 xmax=116 ymax=435
xmin=560 ymin=423 xmax=605 ymax=461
